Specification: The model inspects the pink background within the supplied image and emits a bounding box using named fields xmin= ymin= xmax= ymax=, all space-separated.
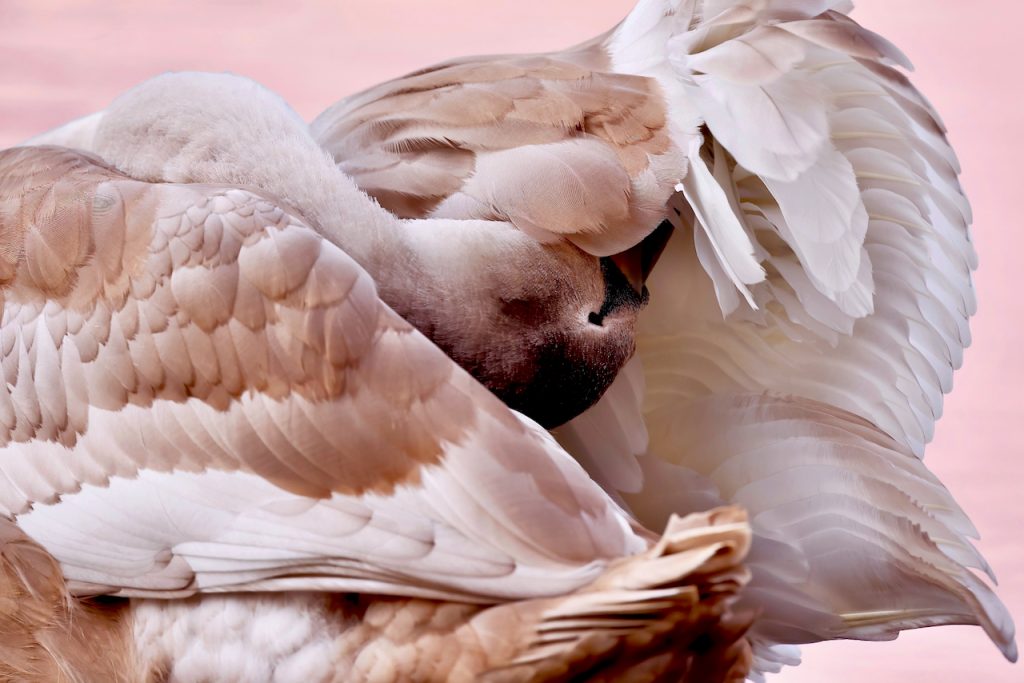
xmin=0 ymin=1 xmax=1020 ymax=680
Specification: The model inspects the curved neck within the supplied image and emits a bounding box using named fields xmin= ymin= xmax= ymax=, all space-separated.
xmin=90 ymin=72 xmax=411 ymax=278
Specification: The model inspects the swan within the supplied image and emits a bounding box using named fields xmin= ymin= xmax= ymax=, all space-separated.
xmin=4 ymin=0 xmax=1016 ymax=680
xmin=1 ymin=70 xmax=756 ymax=681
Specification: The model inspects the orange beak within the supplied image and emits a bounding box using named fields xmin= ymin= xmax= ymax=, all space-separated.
xmin=608 ymin=221 xmax=674 ymax=296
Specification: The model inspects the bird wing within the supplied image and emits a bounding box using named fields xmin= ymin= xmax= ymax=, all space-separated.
xmin=557 ymin=0 xmax=1014 ymax=668
xmin=0 ymin=145 xmax=650 ymax=602
xmin=602 ymin=0 xmax=973 ymax=454
xmin=624 ymin=394 xmax=1016 ymax=668
xmin=303 ymin=0 xmax=1011 ymax=666
xmin=312 ymin=53 xmax=681 ymax=256
xmin=310 ymin=1 xmax=973 ymax=459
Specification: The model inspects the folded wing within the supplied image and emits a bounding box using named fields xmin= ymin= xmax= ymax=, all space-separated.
xmin=0 ymin=145 xmax=649 ymax=603
xmin=312 ymin=54 xmax=681 ymax=256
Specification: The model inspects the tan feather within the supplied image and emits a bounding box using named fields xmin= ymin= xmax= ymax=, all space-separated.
xmin=0 ymin=145 xmax=648 ymax=608
xmin=313 ymin=53 xmax=677 ymax=255
xmin=0 ymin=518 xmax=136 ymax=683
xmin=9 ymin=0 xmax=1010 ymax=677
xmin=124 ymin=507 xmax=752 ymax=683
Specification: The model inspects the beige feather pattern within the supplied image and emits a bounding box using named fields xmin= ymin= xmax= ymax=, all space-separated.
xmin=0 ymin=145 xmax=648 ymax=601
xmin=7 ymin=0 xmax=1014 ymax=679
xmin=561 ymin=0 xmax=1013 ymax=675
xmin=303 ymin=0 xmax=1015 ymax=676
xmin=313 ymin=53 xmax=683 ymax=257
xmin=128 ymin=508 xmax=753 ymax=682
xmin=0 ymin=518 xmax=135 ymax=682
xmin=0 ymin=134 xmax=755 ymax=681
xmin=2 ymin=505 xmax=752 ymax=682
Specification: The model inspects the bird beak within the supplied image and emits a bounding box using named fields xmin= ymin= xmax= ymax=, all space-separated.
xmin=608 ymin=220 xmax=675 ymax=296
xmin=609 ymin=250 xmax=645 ymax=296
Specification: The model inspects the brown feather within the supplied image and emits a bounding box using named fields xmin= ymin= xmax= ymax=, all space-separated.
xmin=0 ymin=146 xmax=467 ymax=500
xmin=0 ymin=519 xmax=136 ymax=682
xmin=314 ymin=52 xmax=676 ymax=255
xmin=124 ymin=507 xmax=753 ymax=682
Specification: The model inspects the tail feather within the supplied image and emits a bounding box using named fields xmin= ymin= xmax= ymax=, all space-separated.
xmin=470 ymin=506 xmax=754 ymax=682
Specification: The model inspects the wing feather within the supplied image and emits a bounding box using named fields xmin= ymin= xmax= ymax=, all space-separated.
xmin=312 ymin=55 xmax=679 ymax=256
xmin=626 ymin=394 xmax=1016 ymax=660
xmin=560 ymin=0 xmax=1015 ymax=669
xmin=0 ymin=146 xmax=648 ymax=603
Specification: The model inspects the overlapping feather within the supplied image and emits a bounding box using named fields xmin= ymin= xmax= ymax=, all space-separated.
xmin=569 ymin=0 xmax=1014 ymax=675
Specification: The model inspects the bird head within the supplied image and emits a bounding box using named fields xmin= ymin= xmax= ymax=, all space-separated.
xmin=380 ymin=216 xmax=673 ymax=428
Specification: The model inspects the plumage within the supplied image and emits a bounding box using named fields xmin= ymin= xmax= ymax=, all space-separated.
xmin=313 ymin=53 xmax=680 ymax=258
xmin=127 ymin=507 xmax=751 ymax=683
xmin=2 ymin=78 xmax=750 ymax=679
xmin=307 ymin=0 xmax=1013 ymax=674
xmin=0 ymin=519 xmax=134 ymax=682
xmin=3 ymin=0 xmax=1015 ymax=680
xmin=0 ymin=145 xmax=646 ymax=600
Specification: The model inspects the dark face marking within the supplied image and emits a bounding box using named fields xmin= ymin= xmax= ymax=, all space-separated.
xmin=376 ymin=222 xmax=673 ymax=429
xmin=506 ymin=222 xmax=673 ymax=425
xmin=588 ymin=256 xmax=649 ymax=327
xmin=493 ymin=322 xmax=636 ymax=428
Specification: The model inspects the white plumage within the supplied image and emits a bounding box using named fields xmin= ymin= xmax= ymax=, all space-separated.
xmin=556 ymin=0 xmax=1013 ymax=675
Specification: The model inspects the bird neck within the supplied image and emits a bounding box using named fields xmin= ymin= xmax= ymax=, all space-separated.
xmin=269 ymin=145 xmax=412 ymax=278
xmin=91 ymin=72 xmax=415 ymax=280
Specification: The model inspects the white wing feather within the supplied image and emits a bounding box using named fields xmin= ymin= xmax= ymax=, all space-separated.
xmin=563 ymin=0 xmax=1016 ymax=670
